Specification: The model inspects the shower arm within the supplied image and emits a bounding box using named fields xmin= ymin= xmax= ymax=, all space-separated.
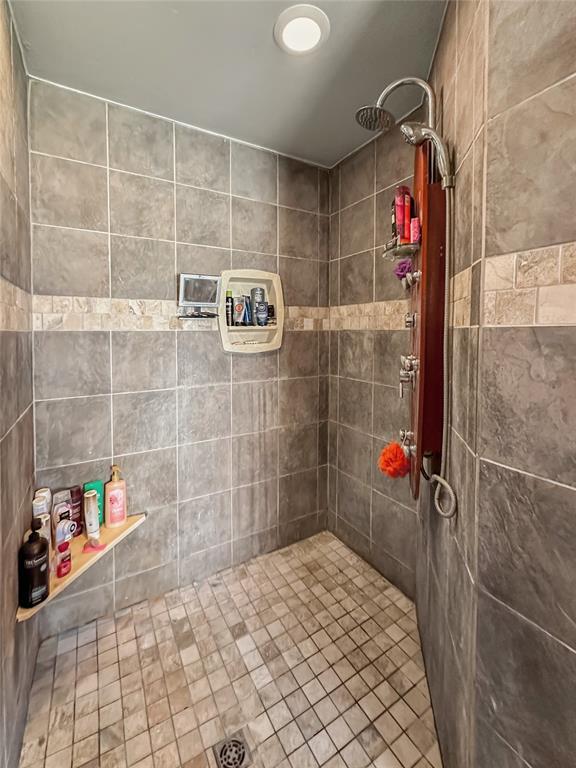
xmin=375 ymin=77 xmax=436 ymax=129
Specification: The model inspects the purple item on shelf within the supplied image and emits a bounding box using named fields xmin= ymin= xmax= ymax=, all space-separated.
xmin=394 ymin=259 xmax=413 ymax=280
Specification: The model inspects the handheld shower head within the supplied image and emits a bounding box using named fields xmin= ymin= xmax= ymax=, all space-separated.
xmin=355 ymin=105 xmax=394 ymax=133
xmin=400 ymin=122 xmax=454 ymax=188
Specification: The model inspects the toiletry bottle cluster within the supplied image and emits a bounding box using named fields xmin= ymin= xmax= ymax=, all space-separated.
xmin=18 ymin=465 xmax=127 ymax=609
xmin=225 ymin=285 xmax=276 ymax=327
xmin=389 ymin=185 xmax=420 ymax=246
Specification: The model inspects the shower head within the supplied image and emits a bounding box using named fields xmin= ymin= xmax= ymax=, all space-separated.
xmin=400 ymin=122 xmax=454 ymax=188
xmin=355 ymin=104 xmax=394 ymax=133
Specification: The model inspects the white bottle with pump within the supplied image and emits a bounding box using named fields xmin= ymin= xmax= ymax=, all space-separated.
xmin=104 ymin=465 xmax=127 ymax=528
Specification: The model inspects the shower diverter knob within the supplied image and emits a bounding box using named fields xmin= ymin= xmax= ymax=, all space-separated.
xmin=400 ymin=354 xmax=418 ymax=371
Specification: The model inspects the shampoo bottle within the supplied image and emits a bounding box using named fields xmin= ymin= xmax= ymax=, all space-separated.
xmin=104 ymin=465 xmax=127 ymax=528
xmin=18 ymin=518 xmax=49 ymax=608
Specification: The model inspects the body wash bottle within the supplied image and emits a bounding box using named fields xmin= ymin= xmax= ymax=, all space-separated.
xmin=104 ymin=465 xmax=127 ymax=528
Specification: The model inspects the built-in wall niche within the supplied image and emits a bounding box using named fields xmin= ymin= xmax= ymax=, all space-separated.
xmin=218 ymin=269 xmax=284 ymax=354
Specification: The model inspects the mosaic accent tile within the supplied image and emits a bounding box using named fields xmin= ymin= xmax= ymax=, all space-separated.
xmin=20 ymin=533 xmax=441 ymax=768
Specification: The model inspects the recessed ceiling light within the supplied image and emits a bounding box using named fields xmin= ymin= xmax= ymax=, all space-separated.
xmin=274 ymin=4 xmax=330 ymax=55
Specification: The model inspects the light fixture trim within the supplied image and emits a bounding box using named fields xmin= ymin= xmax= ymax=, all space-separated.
xmin=274 ymin=4 xmax=330 ymax=55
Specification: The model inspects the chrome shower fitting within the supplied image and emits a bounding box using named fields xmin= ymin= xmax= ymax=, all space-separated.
xmin=355 ymin=76 xmax=436 ymax=132
xmin=399 ymin=122 xmax=454 ymax=189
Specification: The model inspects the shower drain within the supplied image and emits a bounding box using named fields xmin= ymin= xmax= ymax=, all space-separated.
xmin=213 ymin=731 xmax=252 ymax=768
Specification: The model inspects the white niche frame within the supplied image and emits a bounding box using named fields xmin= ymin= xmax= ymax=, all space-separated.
xmin=218 ymin=270 xmax=284 ymax=354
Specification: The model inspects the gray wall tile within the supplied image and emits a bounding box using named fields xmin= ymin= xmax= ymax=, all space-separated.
xmin=231 ymin=430 xmax=278 ymax=487
xmin=232 ymin=479 xmax=277 ymax=539
xmin=175 ymin=125 xmax=229 ymax=192
xmin=179 ymin=491 xmax=232 ymax=554
xmin=373 ymin=384 xmax=409 ymax=442
xmin=31 ymin=154 xmax=108 ymax=230
xmin=115 ymin=562 xmax=179 ymax=611
xmin=338 ymin=377 xmax=372 ymax=434
xmin=375 ymin=123 xmax=413 ymax=192
xmin=111 ymin=235 xmax=174 ymax=300
xmin=177 ymin=243 xmax=230 ymax=275
xmin=178 ymin=384 xmax=231 ymax=443
xmin=279 ymin=469 xmax=318 ymax=523
xmin=338 ymin=331 xmax=373 ymax=382
xmin=108 ymin=105 xmax=173 ymax=179
xmin=116 ymin=447 xmax=177 ymax=513
xmin=480 ymin=326 xmax=575 ymax=484
xmin=279 ymin=378 xmax=319 ymax=427
xmin=279 ymin=256 xmax=318 ymax=306
xmin=279 ymin=207 xmax=318 ymax=260
xmin=35 ymin=395 xmax=111 ymax=468
xmin=340 ymin=143 xmax=374 ymax=209
xmin=176 ymin=185 xmax=230 ymax=247
xmin=339 ymin=197 xmax=374 ymax=257
xmin=478 ymin=460 xmax=576 ymax=649
xmin=231 ymin=143 xmax=277 ymax=203
xmin=177 ymin=331 xmax=230 ymax=386
xmin=486 ymin=76 xmax=576 ymax=256
xmin=34 ymin=331 xmax=111 ymax=399
xmin=278 ymin=424 xmax=318 ymax=475
xmin=279 ymin=157 xmax=318 ymax=212
xmin=231 ymin=197 xmax=277 ymax=254
xmin=233 ymin=527 xmax=278 ymax=565
xmin=178 ymin=438 xmax=231 ymax=500
xmin=232 ymin=349 xmax=278 ymax=382
xmin=339 ymin=251 xmax=373 ymax=305
xmin=476 ymin=591 xmax=576 ymax=768
xmin=279 ymin=331 xmax=318 ymax=379
xmin=112 ymin=331 xmax=176 ymax=392
xmin=337 ymin=425 xmax=371 ymax=486
xmin=113 ymin=390 xmax=176 ymax=455
xmin=30 ymin=80 xmax=107 ymax=164
xmin=371 ymin=491 xmax=416 ymax=568
xmin=32 ymin=225 xmax=109 ymax=297
xmin=114 ymin=504 xmax=178 ymax=578
xmin=232 ymin=380 xmax=278 ymax=435
xmin=110 ymin=170 xmax=174 ymax=239
xmin=337 ymin=471 xmax=370 ymax=538
xmin=0 ymin=331 xmax=32 ymax=437
xmin=231 ymin=250 xmax=277 ymax=273
xmin=488 ymin=0 xmax=576 ymax=116
xmin=179 ymin=543 xmax=231 ymax=587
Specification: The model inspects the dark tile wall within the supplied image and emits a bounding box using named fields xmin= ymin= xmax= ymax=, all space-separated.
xmin=0 ymin=4 xmax=38 ymax=768
xmin=29 ymin=80 xmax=330 ymax=637
xmin=325 ymin=3 xmax=576 ymax=767
xmin=327 ymin=122 xmax=419 ymax=598
xmin=417 ymin=3 xmax=576 ymax=768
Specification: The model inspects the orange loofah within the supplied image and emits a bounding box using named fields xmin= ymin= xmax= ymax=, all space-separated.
xmin=378 ymin=442 xmax=411 ymax=478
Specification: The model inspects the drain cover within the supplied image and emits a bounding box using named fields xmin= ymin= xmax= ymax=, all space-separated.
xmin=213 ymin=731 xmax=252 ymax=768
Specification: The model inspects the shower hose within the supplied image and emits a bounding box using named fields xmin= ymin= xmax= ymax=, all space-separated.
xmin=428 ymin=185 xmax=457 ymax=519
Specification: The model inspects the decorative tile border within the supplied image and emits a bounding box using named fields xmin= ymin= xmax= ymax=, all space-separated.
xmin=31 ymin=297 xmax=330 ymax=332
xmin=329 ymin=300 xmax=410 ymax=330
xmin=0 ymin=276 xmax=32 ymax=331
xmin=450 ymin=267 xmax=472 ymax=327
xmin=483 ymin=242 xmax=576 ymax=326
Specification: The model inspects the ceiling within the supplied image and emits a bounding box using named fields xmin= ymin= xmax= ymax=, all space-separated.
xmin=12 ymin=0 xmax=445 ymax=167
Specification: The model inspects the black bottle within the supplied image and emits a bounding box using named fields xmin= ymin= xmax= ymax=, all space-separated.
xmin=18 ymin=518 xmax=50 ymax=608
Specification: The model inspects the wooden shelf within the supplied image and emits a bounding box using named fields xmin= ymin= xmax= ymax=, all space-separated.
xmin=16 ymin=514 xmax=146 ymax=622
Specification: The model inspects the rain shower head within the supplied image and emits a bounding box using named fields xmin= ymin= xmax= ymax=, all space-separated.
xmin=400 ymin=122 xmax=454 ymax=188
xmin=355 ymin=104 xmax=394 ymax=133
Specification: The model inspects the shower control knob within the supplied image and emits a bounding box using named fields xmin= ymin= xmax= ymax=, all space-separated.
xmin=400 ymin=354 xmax=418 ymax=371
xmin=404 ymin=312 xmax=416 ymax=329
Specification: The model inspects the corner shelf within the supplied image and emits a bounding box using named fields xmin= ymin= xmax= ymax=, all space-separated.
xmin=16 ymin=514 xmax=146 ymax=622
xmin=380 ymin=240 xmax=420 ymax=261
xmin=218 ymin=269 xmax=284 ymax=354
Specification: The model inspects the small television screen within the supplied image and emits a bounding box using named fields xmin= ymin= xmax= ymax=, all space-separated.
xmin=178 ymin=274 xmax=221 ymax=307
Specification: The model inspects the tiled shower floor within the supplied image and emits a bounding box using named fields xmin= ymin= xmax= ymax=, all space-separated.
xmin=20 ymin=533 xmax=442 ymax=768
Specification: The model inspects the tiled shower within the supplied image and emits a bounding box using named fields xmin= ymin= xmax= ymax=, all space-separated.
xmin=1 ymin=2 xmax=575 ymax=768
